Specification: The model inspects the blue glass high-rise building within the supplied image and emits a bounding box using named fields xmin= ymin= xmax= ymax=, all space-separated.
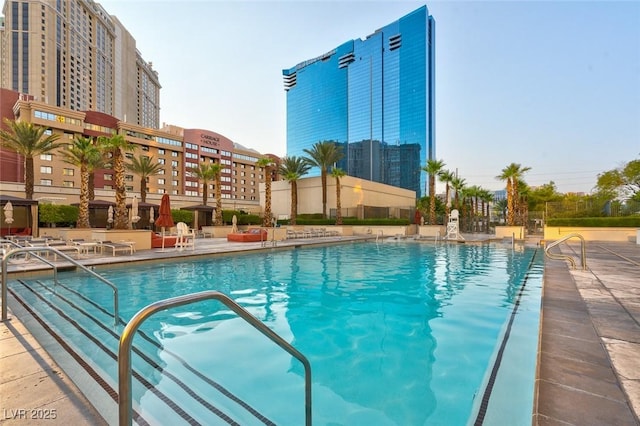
xmin=283 ymin=5 xmax=435 ymax=197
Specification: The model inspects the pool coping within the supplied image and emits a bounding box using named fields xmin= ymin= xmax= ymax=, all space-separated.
xmin=1 ymin=235 xmax=639 ymax=424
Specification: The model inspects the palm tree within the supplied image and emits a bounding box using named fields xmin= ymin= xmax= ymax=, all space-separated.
xmin=187 ymin=162 xmax=217 ymax=206
xmin=210 ymin=163 xmax=223 ymax=225
xmin=87 ymin=145 xmax=108 ymax=201
xmin=438 ymin=169 xmax=455 ymax=221
xmin=0 ymin=119 xmax=62 ymax=199
xmin=479 ymin=189 xmax=495 ymax=232
xmin=257 ymin=157 xmax=275 ymax=227
xmin=127 ymin=155 xmax=163 ymax=203
xmin=331 ymin=167 xmax=346 ymax=225
xmin=60 ymin=136 xmax=101 ymax=228
xmin=279 ymin=156 xmax=311 ymax=225
xmin=97 ymin=134 xmax=136 ymax=229
xmin=422 ymin=159 xmax=445 ymax=225
xmin=450 ymin=176 xmax=466 ymax=212
xmin=303 ymin=141 xmax=343 ymax=219
xmin=497 ymin=163 xmax=531 ymax=226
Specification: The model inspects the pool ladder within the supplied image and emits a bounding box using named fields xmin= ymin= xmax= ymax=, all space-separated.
xmin=544 ymin=233 xmax=587 ymax=270
xmin=1 ymin=244 xmax=120 ymax=326
xmin=118 ymin=291 xmax=312 ymax=426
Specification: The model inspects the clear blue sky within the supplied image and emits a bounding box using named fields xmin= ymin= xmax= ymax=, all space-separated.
xmin=98 ymin=0 xmax=640 ymax=194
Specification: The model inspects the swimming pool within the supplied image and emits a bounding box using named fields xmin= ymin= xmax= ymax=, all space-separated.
xmin=10 ymin=241 xmax=542 ymax=425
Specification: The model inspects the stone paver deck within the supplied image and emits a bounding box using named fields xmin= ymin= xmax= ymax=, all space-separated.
xmin=1 ymin=235 xmax=639 ymax=424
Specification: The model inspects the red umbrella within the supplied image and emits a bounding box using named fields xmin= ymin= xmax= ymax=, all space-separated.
xmin=154 ymin=194 xmax=174 ymax=250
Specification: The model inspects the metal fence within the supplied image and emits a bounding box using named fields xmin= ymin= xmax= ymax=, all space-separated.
xmin=545 ymin=200 xmax=640 ymax=219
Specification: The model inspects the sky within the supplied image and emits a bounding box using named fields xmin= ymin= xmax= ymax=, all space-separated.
xmin=97 ymin=0 xmax=640 ymax=194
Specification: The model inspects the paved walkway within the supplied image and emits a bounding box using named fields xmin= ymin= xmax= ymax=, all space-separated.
xmin=535 ymin=241 xmax=640 ymax=425
xmin=1 ymin=236 xmax=639 ymax=425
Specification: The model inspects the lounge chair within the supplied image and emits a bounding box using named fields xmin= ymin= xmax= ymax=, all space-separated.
xmin=100 ymin=240 xmax=135 ymax=256
xmin=46 ymin=240 xmax=81 ymax=260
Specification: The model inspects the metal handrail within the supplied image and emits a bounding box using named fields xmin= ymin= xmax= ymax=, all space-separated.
xmin=544 ymin=233 xmax=587 ymax=270
xmin=1 ymin=247 xmax=120 ymax=326
xmin=118 ymin=290 xmax=312 ymax=426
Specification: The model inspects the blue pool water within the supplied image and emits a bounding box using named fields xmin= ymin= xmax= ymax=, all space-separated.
xmin=12 ymin=241 xmax=542 ymax=425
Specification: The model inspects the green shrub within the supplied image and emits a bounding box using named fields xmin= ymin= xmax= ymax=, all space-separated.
xmin=39 ymin=204 xmax=78 ymax=227
xmin=171 ymin=209 xmax=192 ymax=225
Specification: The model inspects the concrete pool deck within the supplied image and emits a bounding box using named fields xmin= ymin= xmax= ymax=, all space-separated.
xmin=1 ymin=235 xmax=638 ymax=425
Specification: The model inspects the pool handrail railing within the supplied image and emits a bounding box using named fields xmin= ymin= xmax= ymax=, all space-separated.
xmin=118 ymin=290 xmax=312 ymax=426
xmin=1 ymin=246 xmax=120 ymax=326
xmin=544 ymin=232 xmax=587 ymax=270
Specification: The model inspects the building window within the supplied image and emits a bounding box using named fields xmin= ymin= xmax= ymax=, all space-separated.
xmin=40 ymin=154 xmax=52 ymax=161
xmin=157 ymin=188 xmax=166 ymax=194
xmin=63 ymin=168 xmax=74 ymax=176
xmin=171 ymin=160 xmax=179 ymax=167
xmin=141 ymin=146 xmax=149 ymax=152
xmin=171 ymin=151 xmax=178 ymax=157
xmin=40 ymin=179 xmax=53 ymax=186
xmin=172 ymin=170 xmax=179 ymax=177
xmin=125 ymin=186 xmax=133 ymax=192
xmin=158 ymin=178 xmax=165 ymax=185
xmin=62 ymin=181 xmax=74 ymax=188
xmin=172 ymin=180 xmax=179 ymax=186
xmin=125 ymin=175 xmax=134 ymax=181
xmin=40 ymin=166 xmax=52 ymax=174
xmin=158 ymin=149 xmax=165 ymax=155
xmin=158 ymin=158 xmax=165 ymax=165
xmin=104 ymin=174 xmax=113 ymax=180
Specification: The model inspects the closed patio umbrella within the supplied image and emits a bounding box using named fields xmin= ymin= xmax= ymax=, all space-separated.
xmin=149 ymin=207 xmax=155 ymax=225
xmin=3 ymin=201 xmax=14 ymax=234
xmin=155 ymin=194 xmax=175 ymax=250
xmin=231 ymin=214 xmax=238 ymax=233
xmin=107 ymin=205 xmax=114 ymax=227
xmin=131 ymin=196 xmax=140 ymax=227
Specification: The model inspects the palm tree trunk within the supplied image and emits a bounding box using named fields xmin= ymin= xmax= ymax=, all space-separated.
xmin=290 ymin=181 xmax=298 ymax=225
xmin=336 ymin=177 xmax=342 ymax=225
xmin=507 ymin=179 xmax=514 ymax=226
xmin=113 ymin=151 xmax=128 ymax=229
xmin=77 ymin=165 xmax=90 ymax=228
xmin=202 ymin=181 xmax=208 ymax=206
xmin=429 ymin=175 xmax=436 ymax=225
xmin=263 ymin=170 xmax=272 ymax=227
xmin=89 ymin=173 xmax=96 ymax=201
xmin=140 ymin=177 xmax=147 ymax=203
xmin=215 ymin=176 xmax=222 ymax=225
xmin=25 ymin=156 xmax=34 ymax=199
xmin=321 ymin=170 xmax=327 ymax=219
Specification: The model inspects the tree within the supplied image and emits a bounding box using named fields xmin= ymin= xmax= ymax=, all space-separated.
xmin=279 ymin=156 xmax=311 ymax=225
xmin=127 ymin=155 xmax=163 ymax=203
xmin=97 ymin=134 xmax=136 ymax=229
xmin=438 ymin=169 xmax=455 ymax=220
xmin=188 ymin=162 xmax=217 ymax=206
xmin=451 ymin=176 xmax=466 ymax=211
xmin=596 ymin=159 xmax=640 ymax=201
xmin=303 ymin=141 xmax=344 ymax=219
xmin=0 ymin=119 xmax=62 ymax=199
xmin=87 ymin=144 xmax=108 ymax=201
xmin=331 ymin=167 xmax=346 ymax=225
xmin=422 ymin=159 xmax=445 ymax=225
xmin=60 ymin=136 xmax=101 ymax=228
xmin=210 ymin=163 xmax=223 ymax=225
xmin=257 ymin=157 xmax=275 ymax=227
xmin=497 ymin=163 xmax=531 ymax=226
xmin=479 ymin=188 xmax=494 ymax=233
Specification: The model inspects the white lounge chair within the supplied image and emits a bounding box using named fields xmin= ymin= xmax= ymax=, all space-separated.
xmin=100 ymin=240 xmax=135 ymax=256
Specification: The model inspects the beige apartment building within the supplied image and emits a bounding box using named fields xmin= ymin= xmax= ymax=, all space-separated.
xmin=0 ymin=89 xmax=274 ymax=213
xmin=0 ymin=0 xmax=160 ymax=128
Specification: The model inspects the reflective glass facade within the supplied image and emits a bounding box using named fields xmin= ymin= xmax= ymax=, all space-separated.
xmin=283 ymin=6 xmax=435 ymax=196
